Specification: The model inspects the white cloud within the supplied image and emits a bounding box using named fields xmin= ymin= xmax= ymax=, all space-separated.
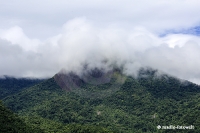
xmin=0 ymin=26 xmax=40 ymax=51
xmin=1 ymin=1 xmax=200 ymax=84
xmin=1 ymin=18 xmax=200 ymax=85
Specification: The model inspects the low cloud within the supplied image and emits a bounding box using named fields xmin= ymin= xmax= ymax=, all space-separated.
xmin=1 ymin=18 xmax=200 ymax=84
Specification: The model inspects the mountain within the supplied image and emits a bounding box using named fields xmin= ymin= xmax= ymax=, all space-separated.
xmin=2 ymin=68 xmax=200 ymax=132
xmin=0 ymin=76 xmax=44 ymax=99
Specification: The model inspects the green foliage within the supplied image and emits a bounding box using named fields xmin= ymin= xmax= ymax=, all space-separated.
xmin=0 ymin=76 xmax=43 ymax=99
xmin=0 ymin=100 xmax=43 ymax=133
xmin=61 ymin=124 xmax=114 ymax=133
xmin=2 ymin=69 xmax=200 ymax=132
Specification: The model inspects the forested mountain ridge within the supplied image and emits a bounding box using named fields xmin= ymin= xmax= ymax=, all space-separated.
xmin=2 ymin=68 xmax=200 ymax=132
xmin=0 ymin=76 xmax=44 ymax=99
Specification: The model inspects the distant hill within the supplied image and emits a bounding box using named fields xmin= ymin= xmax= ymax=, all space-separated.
xmin=0 ymin=76 xmax=44 ymax=99
xmin=2 ymin=68 xmax=200 ymax=132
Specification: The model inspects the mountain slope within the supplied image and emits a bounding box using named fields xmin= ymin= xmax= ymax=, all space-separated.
xmin=0 ymin=100 xmax=43 ymax=133
xmin=0 ymin=76 xmax=44 ymax=99
xmin=2 ymin=69 xmax=200 ymax=132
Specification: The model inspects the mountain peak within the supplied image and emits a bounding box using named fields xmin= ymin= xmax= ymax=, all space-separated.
xmin=54 ymin=68 xmax=114 ymax=91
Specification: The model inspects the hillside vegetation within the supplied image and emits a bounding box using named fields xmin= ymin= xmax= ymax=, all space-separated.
xmin=0 ymin=100 xmax=43 ymax=133
xmin=2 ymin=69 xmax=200 ymax=132
xmin=0 ymin=76 xmax=43 ymax=99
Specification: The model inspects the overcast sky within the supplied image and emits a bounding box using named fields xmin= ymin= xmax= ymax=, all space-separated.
xmin=1 ymin=0 xmax=200 ymax=84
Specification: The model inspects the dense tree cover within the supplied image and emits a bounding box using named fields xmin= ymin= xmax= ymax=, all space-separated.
xmin=0 ymin=100 xmax=111 ymax=133
xmin=0 ymin=100 xmax=43 ymax=133
xmin=21 ymin=115 xmax=114 ymax=133
xmin=0 ymin=76 xmax=44 ymax=99
xmin=2 ymin=69 xmax=200 ymax=132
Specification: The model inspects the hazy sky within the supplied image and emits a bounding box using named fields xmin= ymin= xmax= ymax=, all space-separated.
xmin=1 ymin=0 xmax=200 ymax=84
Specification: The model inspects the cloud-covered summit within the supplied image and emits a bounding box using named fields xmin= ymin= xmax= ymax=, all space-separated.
xmin=1 ymin=1 xmax=200 ymax=84
xmin=1 ymin=18 xmax=200 ymax=84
